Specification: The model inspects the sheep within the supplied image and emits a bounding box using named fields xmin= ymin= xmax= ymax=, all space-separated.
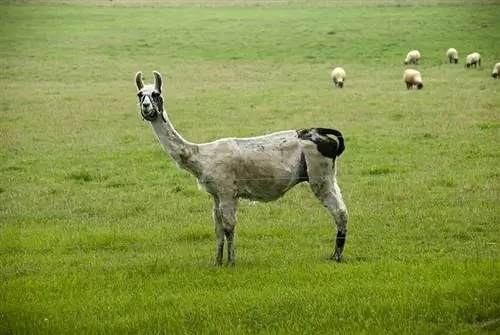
xmin=134 ymin=71 xmax=349 ymax=266
xmin=331 ymin=67 xmax=346 ymax=88
xmin=403 ymin=69 xmax=423 ymax=90
xmin=446 ymin=48 xmax=459 ymax=64
xmin=491 ymin=62 xmax=500 ymax=79
xmin=404 ymin=50 xmax=421 ymax=65
xmin=465 ymin=52 xmax=481 ymax=68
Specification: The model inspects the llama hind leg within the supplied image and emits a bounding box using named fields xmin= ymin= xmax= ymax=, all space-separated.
xmin=310 ymin=179 xmax=349 ymax=261
xmin=219 ymin=198 xmax=238 ymax=266
xmin=330 ymin=182 xmax=349 ymax=261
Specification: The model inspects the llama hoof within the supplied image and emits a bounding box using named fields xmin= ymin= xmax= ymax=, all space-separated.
xmin=329 ymin=254 xmax=342 ymax=262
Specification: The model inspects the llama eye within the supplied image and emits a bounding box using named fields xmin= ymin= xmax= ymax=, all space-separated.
xmin=137 ymin=92 xmax=144 ymax=98
xmin=151 ymin=91 xmax=160 ymax=97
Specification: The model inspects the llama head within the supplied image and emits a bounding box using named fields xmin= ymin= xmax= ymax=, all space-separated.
xmin=135 ymin=71 xmax=164 ymax=121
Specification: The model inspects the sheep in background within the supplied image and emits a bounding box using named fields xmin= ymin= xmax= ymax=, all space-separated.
xmin=446 ymin=48 xmax=459 ymax=64
xmin=134 ymin=71 xmax=349 ymax=266
xmin=403 ymin=69 xmax=423 ymax=90
xmin=466 ymin=52 xmax=481 ymax=68
xmin=491 ymin=62 xmax=500 ymax=79
xmin=331 ymin=67 xmax=346 ymax=88
xmin=404 ymin=50 xmax=421 ymax=65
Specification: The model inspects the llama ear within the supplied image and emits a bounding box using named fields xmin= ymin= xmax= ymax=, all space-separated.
xmin=135 ymin=71 xmax=144 ymax=90
xmin=153 ymin=71 xmax=163 ymax=92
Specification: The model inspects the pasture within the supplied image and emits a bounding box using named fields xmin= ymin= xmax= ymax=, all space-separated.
xmin=1 ymin=0 xmax=499 ymax=334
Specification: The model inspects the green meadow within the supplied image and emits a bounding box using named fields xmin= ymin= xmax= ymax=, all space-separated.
xmin=1 ymin=1 xmax=499 ymax=334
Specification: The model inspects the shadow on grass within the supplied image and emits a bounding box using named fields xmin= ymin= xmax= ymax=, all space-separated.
xmin=66 ymin=170 xmax=108 ymax=183
xmin=337 ymin=255 xmax=381 ymax=263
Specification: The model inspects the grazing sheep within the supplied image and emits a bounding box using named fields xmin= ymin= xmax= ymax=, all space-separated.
xmin=331 ymin=67 xmax=346 ymax=88
xmin=404 ymin=50 xmax=421 ymax=65
xmin=465 ymin=52 xmax=481 ymax=68
xmin=403 ymin=69 xmax=423 ymax=90
xmin=492 ymin=62 xmax=500 ymax=79
xmin=134 ymin=71 xmax=349 ymax=266
xmin=446 ymin=48 xmax=459 ymax=64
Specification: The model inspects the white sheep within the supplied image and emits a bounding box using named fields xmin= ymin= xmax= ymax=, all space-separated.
xmin=331 ymin=67 xmax=346 ymax=88
xmin=134 ymin=71 xmax=349 ymax=266
xmin=404 ymin=50 xmax=421 ymax=65
xmin=403 ymin=69 xmax=423 ymax=90
xmin=446 ymin=48 xmax=459 ymax=64
xmin=491 ymin=62 xmax=500 ymax=79
xmin=465 ymin=52 xmax=481 ymax=68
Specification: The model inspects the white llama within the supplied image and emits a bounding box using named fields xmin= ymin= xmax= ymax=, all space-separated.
xmin=134 ymin=71 xmax=349 ymax=266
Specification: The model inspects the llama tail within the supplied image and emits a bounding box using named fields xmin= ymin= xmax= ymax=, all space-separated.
xmin=315 ymin=128 xmax=345 ymax=157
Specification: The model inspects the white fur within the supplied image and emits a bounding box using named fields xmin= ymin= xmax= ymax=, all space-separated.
xmin=491 ymin=62 xmax=500 ymax=79
xmin=446 ymin=48 xmax=458 ymax=63
xmin=465 ymin=52 xmax=481 ymax=68
xmin=403 ymin=69 xmax=423 ymax=90
xmin=404 ymin=50 xmax=421 ymax=65
xmin=331 ymin=67 xmax=346 ymax=88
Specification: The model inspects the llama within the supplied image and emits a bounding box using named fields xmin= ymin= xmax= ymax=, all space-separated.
xmin=134 ymin=71 xmax=349 ymax=266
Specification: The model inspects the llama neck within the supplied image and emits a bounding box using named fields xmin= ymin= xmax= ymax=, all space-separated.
xmin=149 ymin=111 xmax=201 ymax=176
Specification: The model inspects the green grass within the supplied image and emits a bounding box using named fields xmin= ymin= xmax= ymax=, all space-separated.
xmin=1 ymin=1 xmax=499 ymax=334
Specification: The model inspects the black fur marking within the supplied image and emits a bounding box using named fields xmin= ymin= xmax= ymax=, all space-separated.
xmin=297 ymin=129 xmax=309 ymax=139
xmin=315 ymin=136 xmax=338 ymax=159
xmin=336 ymin=230 xmax=346 ymax=250
xmin=417 ymin=83 xmax=423 ymax=89
xmin=297 ymin=152 xmax=309 ymax=182
xmin=314 ymin=128 xmax=345 ymax=156
xmin=297 ymin=127 xmax=345 ymax=159
xmin=297 ymin=129 xmax=336 ymax=158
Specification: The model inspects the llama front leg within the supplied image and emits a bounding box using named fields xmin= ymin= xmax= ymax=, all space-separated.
xmin=212 ymin=199 xmax=225 ymax=266
xmin=310 ymin=179 xmax=349 ymax=262
xmin=219 ymin=198 xmax=238 ymax=266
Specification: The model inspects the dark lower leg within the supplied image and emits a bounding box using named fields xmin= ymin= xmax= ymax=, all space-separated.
xmin=215 ymin=227 xmax=225 ymax=266
xmin=332 ymin=230 xmax=347 ymax=261
xmin=225 ymin=228 xmax=235 ymax=266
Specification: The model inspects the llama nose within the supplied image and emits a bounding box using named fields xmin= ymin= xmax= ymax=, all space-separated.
xmin=143 ymin=101 xmax=151 ymax=108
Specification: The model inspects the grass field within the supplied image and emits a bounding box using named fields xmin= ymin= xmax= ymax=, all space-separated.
xmin=1 ymin=0 xmax=500 ymax=334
